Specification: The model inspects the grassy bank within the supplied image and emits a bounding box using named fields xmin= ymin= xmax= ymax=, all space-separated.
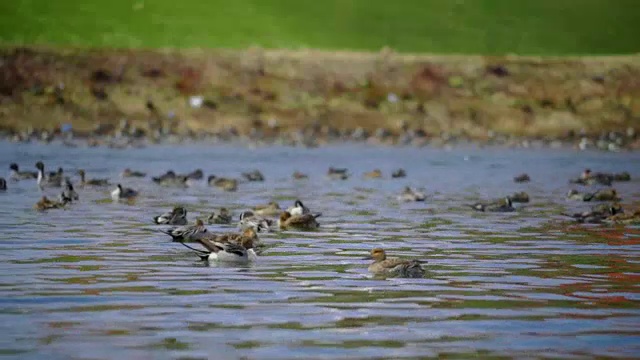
xmin=1 ymin=47 xmax=639 ymax=141
xmin=1 ymin=1 xmax=639 ymax=55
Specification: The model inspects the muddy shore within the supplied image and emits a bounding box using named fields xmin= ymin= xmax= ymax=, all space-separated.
xmin=1 ymin=47 xmax=639 ymax=149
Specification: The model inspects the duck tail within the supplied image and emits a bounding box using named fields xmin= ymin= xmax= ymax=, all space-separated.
xmin=312 ymin=212 xmax=322 ymax=219
xmin=177 ymin=241 xmax=210 ymax=259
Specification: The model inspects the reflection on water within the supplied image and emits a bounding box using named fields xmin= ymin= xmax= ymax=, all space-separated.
xmin=1 ymin=141 xmax=639 ymax=358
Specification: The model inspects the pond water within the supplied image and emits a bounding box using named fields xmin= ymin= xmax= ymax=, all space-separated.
xmin=1 ymin=141 xmax=639 ymax=359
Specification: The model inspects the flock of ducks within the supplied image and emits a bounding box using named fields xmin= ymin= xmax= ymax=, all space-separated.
xmin=4 ymin=162 xmax=638 ymax=278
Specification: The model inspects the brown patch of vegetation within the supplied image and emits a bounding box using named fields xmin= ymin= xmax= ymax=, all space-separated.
xmin=0 ymin=47 xmax=638 ymax=138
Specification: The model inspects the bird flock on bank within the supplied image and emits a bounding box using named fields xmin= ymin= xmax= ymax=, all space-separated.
xmin=3 ymin=162 xmax=638 ymax=278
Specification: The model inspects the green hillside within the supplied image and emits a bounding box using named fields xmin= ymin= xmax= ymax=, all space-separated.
xmin=0 ymin=0 xmax=639 ymax=54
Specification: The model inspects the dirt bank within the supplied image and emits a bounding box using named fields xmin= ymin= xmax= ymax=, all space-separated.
xmin=1 ymin=47 xmax=639 ymax=144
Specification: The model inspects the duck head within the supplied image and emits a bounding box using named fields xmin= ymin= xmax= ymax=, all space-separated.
xmin=364 ymin=248 xmax=386 ymax=261
xmin=9 ymin=163 xmax=19 ymax=171
xmin=35 ymin=161 xmax=45 ymax=171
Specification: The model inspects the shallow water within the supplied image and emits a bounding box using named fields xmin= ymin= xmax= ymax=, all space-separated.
xmin=1 ymin=141 xmax=639 ymax=359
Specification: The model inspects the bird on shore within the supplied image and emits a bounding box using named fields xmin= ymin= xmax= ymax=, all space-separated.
xmin=121 ymin=168 xmax=146 ymax=178
xmin=252 ymin=201 xmax=281 ymax=216
xmin=204 ymin=208 xmax=233 ymax=225
xmin=391 ymin=169 xmax=406 ymax=178
xmin=208 ymin=176 xmax=238 ymax=192
xmin=327 ymin=167 xmax=348 ymax=180
xmin=34 ymin=195 xmax=68 ymax=211
xmin=242 ymin=170 xmax=264 ymax=182
xmin=513 ymin=173 xmax=530 ymax=183
xmin=363 ymin=169 xmax=382 ymax=179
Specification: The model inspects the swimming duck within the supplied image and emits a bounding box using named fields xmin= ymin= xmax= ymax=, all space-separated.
xmin=184 ymin=240 xmax=257 ymax=264
xmin=590 ymin=188 xmax=621 ymax=202
xmin=562 ymin=203 xmax=622 ymax=223
xmin=0 ymin=177 xmax=6 ymax=191
xmin=121 ymin=168 xmax=146 ymax=178
xmin=208 ymin=176 xmax=238 ymax=192
xmin=287 ymin=199 xmax=315 ymax=216
xmin=242 ymin=170 xmax=265 ymax=182
xmin=603 ymin=209 xmax=640 ymax=225
xmin=510 ymin=191 xmax=530 ymax=203
xmin=567 ymin=189 xmax=591 ymax=201
xmin=391 ymin=169 xmax=406 ymax=178
xmin=9 ymin=163 xmax=37 ymax=180
xmin=185 ymin=169 xmax=204 ymax=181
xmin=364 ymin=248 xmax=425 ymax=278
xmin=363 ymin=169 xmax=383 ymax=179
xmin=161 ymin=219 xmax=208 ymax=242
xmin=470 ymin=197 xmax=515 ymax=212
xmin=204 ymin=208 xmax=233 ymax=225
xmin=77 ymin=169 xmax=110 ymax=187
xmin=152 ymin=171 xmax=188 ymax=187
xmin=397 ymin=186 xmax=426 ymax=202
xmin=292 ymin=171 xmax=308 ymax=179
xmin=153 ymin=206 xmax=188 ymax=225
xmin=513 ymin=173 xmax=530 ymax=183
xmin=111 ymin=184 xmax=139 ymax=201
xmin=570 ymin=169 xmax=613 ymax=186
xmin=62 ymin=179 xmax=79 ymax=202
xmin=278 ymin=211 xmax=320 ymax=230
xmin=197 ymin=228 xmax=260 ymax=250
xmin=327 ymin=167 xmax=348 ymax=180
xmin=612 ymin=171 xmax=631 ymax=181
xmin=35 ymin=161 xmax=62 ymax=188
xmin=238 ymin=211 xmax=273 ymax=232
xmin=34 ymin=196 xmax=68 ymax=211
xmin=252 ymin=201 xmax=281 ymax=216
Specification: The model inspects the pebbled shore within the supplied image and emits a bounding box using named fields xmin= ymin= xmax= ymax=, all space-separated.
xmin=1 ymin=47 xmax=639 ymax=150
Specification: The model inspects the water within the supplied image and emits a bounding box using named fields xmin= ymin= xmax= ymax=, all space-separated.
xmin=1 ymin=141 xmax=639 ymax=359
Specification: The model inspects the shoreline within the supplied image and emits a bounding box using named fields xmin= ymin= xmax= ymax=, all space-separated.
xmin=1 ymin=47 xmax=639 ymax=151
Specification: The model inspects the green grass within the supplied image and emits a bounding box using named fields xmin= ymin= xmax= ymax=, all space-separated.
xmin=0 ymin=0 xmax=639 ymax=54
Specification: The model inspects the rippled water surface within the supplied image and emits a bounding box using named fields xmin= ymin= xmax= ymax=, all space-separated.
xmin=1 ymin=141 xmax=639 ymax=359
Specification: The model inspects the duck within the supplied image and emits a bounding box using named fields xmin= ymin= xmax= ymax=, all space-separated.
xmin=185 ymin=169 xmax=204 ymax=181
xmin=590 ymin=188 xmax=621 ymax=202
xmin=612 ymin=171 xmax=631 ymax=181
xmin=153 ymin=206 xmax=188 ymax=225
xmin=567 ymin=189 xmax=591 ymax=201
xmin=287 ymin=199 xmax=313 ymax=216
xmin=9 ymin=163 xmax=37 ymax=180
xmin=513 ymin=173 xmax=530 ymax=183
xmin=364 ymin=248 xmax=425 ymax=278
xmin=197 ymin=228 xmax=260 ymax=250
xmin=242 ymin=170 xmax=264 ymax=182
xmin=327 ymin=167 xmax=348 ymax=180
xmin=603 ymin=209 xmax=640 ymax=225
xmin=363 ymin=169 xmax=382 ymax=179
xmin=510 ymin=191 xmax=530 ymax=203
xmin=278 ymin=211 xmax=320 ymax=230
xmin=239 ymin=211 xmax=273 ymax=232
xmin=152 ymin=171 xmax=188 ymax=187
xmin=0 ymin=177 xmax=6 ymax=191
xmin=391 ymin=169 xmax=406 ymax=178
xmin=203 ymin=208 xmax=233 ymax=224
xmin=570 ymin=169 xmax=613 ymax=186
xmin=397 ymin=186 xmax=426 ymax=202
xmin=77 ymin=169 xmax=110 ymax=187
xmin=562 ymin=203 xmax=622 ymax=223
xmin=35 ymin=161 xmax=62 ymax=188
xmin=182 ymin=240 xmax=257 ymax=264
xmin=161 ymin=219 xmax=208 ymax=242
xmin=111 ymin=184 xmax=139 ymax=201
xmin=208 ymin=176 xmax=238 ymax=192
xmin=121 ymin=168 xmax=146 ymax=178
xmin=62 ymin=179 xmax=79 ymax=202
xmin=252 ymin=201 xmax=281 ymax=216
xmin=292 ymin=171 xmax=308 ymax=179
xmin=34 ymin=196 xmax=68 ymax=211
xmin=469 ymin=197 xmax=515 ymax=212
